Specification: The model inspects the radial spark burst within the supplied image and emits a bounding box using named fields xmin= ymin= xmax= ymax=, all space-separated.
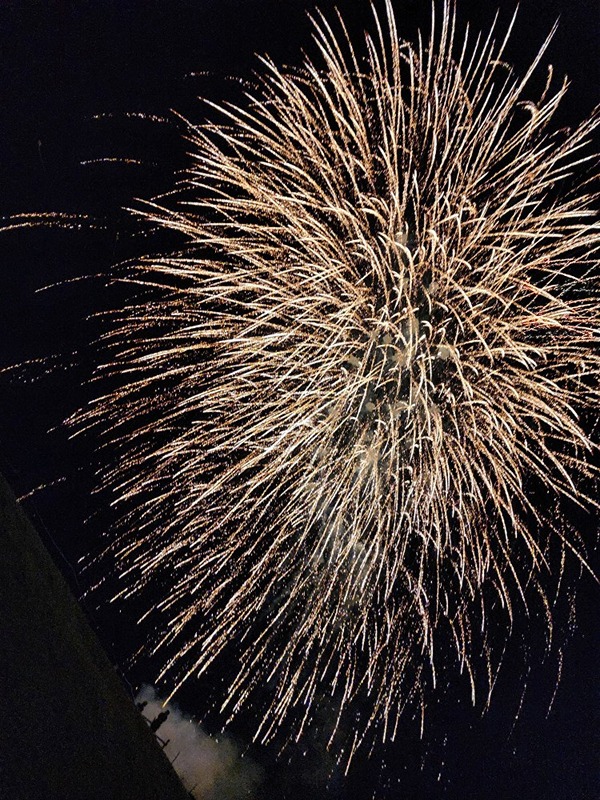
xmin=81 ymin=1 xmax=598 ymax=760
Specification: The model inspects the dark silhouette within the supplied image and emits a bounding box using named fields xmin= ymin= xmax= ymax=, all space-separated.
xmin=149 ymin=710 xmax=170 ymax=733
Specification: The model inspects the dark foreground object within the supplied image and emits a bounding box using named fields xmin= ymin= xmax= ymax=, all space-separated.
xmin=0 ymin=473 xmax=188 ymax=800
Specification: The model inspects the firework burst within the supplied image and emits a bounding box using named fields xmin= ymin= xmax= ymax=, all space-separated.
xmin=77 ymin=0 xmax=599 ymax=762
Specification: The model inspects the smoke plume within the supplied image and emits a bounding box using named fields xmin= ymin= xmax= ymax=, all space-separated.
xmin=135 ymin=685 xmax=262 ymax=799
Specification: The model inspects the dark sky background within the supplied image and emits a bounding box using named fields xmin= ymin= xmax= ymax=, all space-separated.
xmin=0 ymin=1 xmax=598 ymax=798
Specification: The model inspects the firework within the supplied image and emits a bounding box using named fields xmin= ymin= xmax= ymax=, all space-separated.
xmin=77 ymin=0 xmax=599 ymax=762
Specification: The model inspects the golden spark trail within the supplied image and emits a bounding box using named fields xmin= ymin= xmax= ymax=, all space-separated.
xmin=73 ymin=0 xmax=599 ymax=761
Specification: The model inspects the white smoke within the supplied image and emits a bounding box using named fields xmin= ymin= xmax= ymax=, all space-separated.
xmin=135 ymin=684 xmax=262 ymax=799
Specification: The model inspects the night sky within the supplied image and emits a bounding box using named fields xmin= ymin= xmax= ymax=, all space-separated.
xmin=0 ymin=1 xmax=598 ymax=798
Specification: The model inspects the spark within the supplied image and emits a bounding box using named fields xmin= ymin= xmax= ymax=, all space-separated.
xmin=74 ymin=0 xmax=598 ymax=762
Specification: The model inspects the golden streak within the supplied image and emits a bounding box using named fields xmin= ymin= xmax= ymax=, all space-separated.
xmin=74 ymin=0 xmax=598 ymax=762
